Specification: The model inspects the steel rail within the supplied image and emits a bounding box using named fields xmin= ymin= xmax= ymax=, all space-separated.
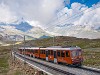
xmin=13 ymin=52 xmax=100 ymax=75
xmin=13 ymin=52 xmax=74 ymax=75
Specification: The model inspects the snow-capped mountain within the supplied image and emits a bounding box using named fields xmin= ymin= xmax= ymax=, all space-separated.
xmin=0 ymin=21 xmax=100 ymax=40
xmin=46 ymin=24 xmax=100 ymax=39
xmin=0 ymin=20 xmax=51 ymax=41
xmin=0 ymin=16 xmax=100 ymax=41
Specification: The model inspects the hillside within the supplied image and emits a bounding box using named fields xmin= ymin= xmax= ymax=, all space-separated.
xmin=24 ymin=36 xmax=100 ymax=49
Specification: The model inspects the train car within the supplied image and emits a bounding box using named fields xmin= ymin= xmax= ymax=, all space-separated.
xmin=40 ymin=46 xmax=83 ymax=66
xmin=18 ymin=47 xmax=40 ymax=57
xmin=56 ymin=47 xmax=83 ymax=66
xmin=18 ymin=47 xmax=30 ymax=55
xmin=18 ymin=46 xmax=83 ymax=66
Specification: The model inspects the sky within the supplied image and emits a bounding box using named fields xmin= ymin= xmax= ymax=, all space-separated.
xmin=66 ymin=0 xmax=100 ymax=7
xmin=0 ymin=0 xmax=99 ymax=24
xmin=0 ymin=0 xmax=100 ymax=39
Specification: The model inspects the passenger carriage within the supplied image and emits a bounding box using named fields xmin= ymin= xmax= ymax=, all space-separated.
xmin=19 ymin=47 xmax=40 ymax=58
xmin=40 ymin=46 xmax=83 ymax=65
xmin=18 ymin=46 xmax=83 ymax=66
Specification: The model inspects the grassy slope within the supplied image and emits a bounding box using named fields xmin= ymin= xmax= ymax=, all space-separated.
xmin=0 ymin=46 xmax=11 ymax=74
xmin=83 ymin=48 xmax=100 ymax=68
xmin=0 ymin=46 xmax=24 ymax=75
xmin=25 ymin=36 xmax=100 ymax=49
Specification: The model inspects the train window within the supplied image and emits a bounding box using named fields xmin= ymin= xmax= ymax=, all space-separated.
xmin=31 ymin=50 xmax=33 ymax=53
xmin=35 ymin=50 xmax=38 ymax=53
xmin=48 ymin=50 xmax=50 ymax=55
xmin=41 ymin=50 xmax=43 ymax=54
xmin=42 ymin=50 xmax=43 ymax=54
xmin=32 ymin=50 xmax=34 ymax=53
xmin=30 ymin=50 xmax=31 ymax=52
xmin=54 ymin=51 xmax=56 ymax=58
xmin=40 ymin=50 xmax=42 ymax=54
xmin=71 ymin=51 xmax=79 ymax=57
xmin=61 ymin=51 xmax=65 ymax=57
xmin=41 ymin=50 xmax=45 ymax=54
xmin=79 ymin=51 xmax=81 ymax=56
xmin=57 ymin=51 xmax=60 ymax=57
xmin=43 ymin=50 xmax=45 ymax=54
xmin=27 ymin=49 xmax=28 ymax=52
xmin=66 ymin=51 xmax=69 ymax=57
xmin=51 ymin=50 xmax=53 ymax=55
xmin=29 ymin=49 xmax=30 ymax=52
xmin=35 ymin=50 xmax=36 ymax=53
xmin=46 ymin=50 xmax=48 ymax=57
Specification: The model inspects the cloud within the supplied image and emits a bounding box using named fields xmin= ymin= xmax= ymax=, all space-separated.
xmin=53 ymin=2 xmax=100 ymax=29
xmin=74 ymin=2 xmax=100 ymax=29
xmin=27 ymin=21 xmax=43 ymax=28
xmin=49 ymin=2 xmax=88 ymax=27
xmin=0 ymin=3 xmax=17 ymax=23
xmin=0 ymin=0 xmax=65 ymax=25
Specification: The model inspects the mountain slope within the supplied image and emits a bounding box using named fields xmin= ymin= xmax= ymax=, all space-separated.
xmin=47 ymin=25 xmax=100 ymax=39
xmin=0 ymin=21 xmax=51 ymax=40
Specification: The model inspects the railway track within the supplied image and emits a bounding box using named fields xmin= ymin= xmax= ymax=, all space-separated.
xmin=12 ymin=52 xmax=100 ymax=75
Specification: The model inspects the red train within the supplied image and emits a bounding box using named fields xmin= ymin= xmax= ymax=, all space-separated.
xmin=18 ymin=46 xmax=83 ymax=66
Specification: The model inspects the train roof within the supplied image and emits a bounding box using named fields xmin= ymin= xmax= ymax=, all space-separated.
xmin=19 ymin=46 xmax=81 ymax=51
xmin=40 ymin=47 xmax=81 ymax=50
xmin=19 ymin=47 xmax=39 ymax=49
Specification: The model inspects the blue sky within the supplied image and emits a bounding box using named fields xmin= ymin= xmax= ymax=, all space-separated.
xmin=65 ymin=0 xmax=100 ymax=8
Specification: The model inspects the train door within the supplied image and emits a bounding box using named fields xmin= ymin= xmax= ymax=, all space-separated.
xmin=25 ymin=49 xmax=29 ymax=55
xmin=48 ymin=50 xmax=54 ymax=61
xmin=46 ymin=50 xmax=48 ymax=61
xmin=54 ymin=50 xmax=57 ymax=63
xmin=57 ymin=50 xmax=61 ymax=62
xmin=61 ymin=50 xmax=66 ymax=63
xmin=34 ymin=49 xmax=39 ymax=58
xmin=30 ymin=49 xmax=34 ymax=57
xmin=65 ymin=51 xmax=71 ymax=64
xmin=32 ymin=50 xmax=35 ymax=57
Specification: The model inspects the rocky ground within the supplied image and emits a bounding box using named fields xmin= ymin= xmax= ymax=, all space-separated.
xmin=0 ymin=46 xmax=47 ymax=75
xmin=7 ymin=55 xmax=46 ymax=75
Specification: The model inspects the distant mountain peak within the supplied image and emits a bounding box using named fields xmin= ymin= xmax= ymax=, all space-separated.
xmin=14 ymin=21 xmax=33 ymax=32
xmin=39 ymin=35 xmax=50 ymax=39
